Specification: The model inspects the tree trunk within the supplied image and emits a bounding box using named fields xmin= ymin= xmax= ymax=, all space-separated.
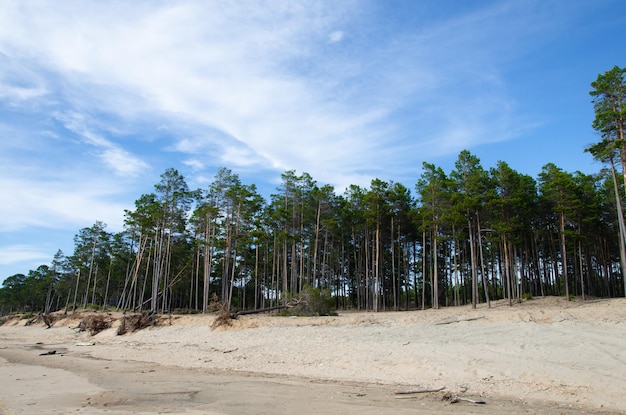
xmin=468 ymin=217 xmax=478 ymax=309
xmin=432 ymin=224 xmax=439 ymax=309
xmin=559 ymin=211 xmax=570 ymax=299
xmin=476 ymin=214 xmax=490 ymax=308
xmin=609 ymin=157 xmax=626 ymax=297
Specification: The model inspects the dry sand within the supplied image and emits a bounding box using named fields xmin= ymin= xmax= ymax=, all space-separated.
xmin=0 ymin=296 xmax=625 ymax=414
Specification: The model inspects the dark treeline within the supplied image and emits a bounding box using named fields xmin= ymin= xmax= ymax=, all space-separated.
xmin=0 ymin=156 xmax=623 ymax=315
xmin=2 ymin=66 xmax=626 ymax=315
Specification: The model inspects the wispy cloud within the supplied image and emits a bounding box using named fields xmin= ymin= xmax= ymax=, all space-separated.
xmin=0 ymin=0 xmax=588 ymax=192
xmin=0 ymin=245 xmax=52 ymax=267
xmin=52 ymin=111 xmax=148 ymax=177
xmin=328 ymin=30 xmax=344 ymax=44
xmin=0 ymin=175 xmax=131 ymax=233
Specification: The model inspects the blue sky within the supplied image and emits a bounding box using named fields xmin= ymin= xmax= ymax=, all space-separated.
xmin=1 ymin=0 xmax=624 ymax=283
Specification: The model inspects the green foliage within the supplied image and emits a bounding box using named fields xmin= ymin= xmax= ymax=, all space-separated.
xmin=590 ymin=65 xmax=625 ymax=141
xmin=4 ymin=134 xmax=626 ymax=316
xmin=284 ymin=285 xmax=336 ymax=316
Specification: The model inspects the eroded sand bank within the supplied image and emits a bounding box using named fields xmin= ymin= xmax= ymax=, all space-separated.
xmin=1 ymin=297 xmax=625 ymax=414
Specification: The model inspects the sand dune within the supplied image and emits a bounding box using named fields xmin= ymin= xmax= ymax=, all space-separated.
xmin=1 ymin=296 xmax=625 ymax=414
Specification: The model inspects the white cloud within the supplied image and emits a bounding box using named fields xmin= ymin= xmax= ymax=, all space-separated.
xmin=0 ymin=176 xmax=129 ymax=233
xmin=0 ymin=83 xmax=47 ymax=102
xmin=0 ymin=1 xmax=387 ymax=186
xmin=328 ymin=30 xmax=344 ymax=43
xmin=0 ymin=245 xmax=51 ymax=266
xmin=100 ymin=147 xmax=149 ymax=176
xmin=54 ymin=111 xmax=148 ymax=177
xmin=183 ymin=159 xmax=204 ymax=170
xmin=0 ymin=0 xmax=569 ymax=193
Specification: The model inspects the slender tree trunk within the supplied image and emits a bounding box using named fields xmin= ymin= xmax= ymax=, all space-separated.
xmin=83 ymin=235 xmax=98 ymax=308
xmin=609 ymin=158 xmax=626 ymax=297
xmin=91 ymin=263 xmax=98 ymax=306
xmin=313 ymin=201 xmax=321 ymax=284
xmin=374 ymin=221 xmax=380 ymax=312
xmin=476 ymin=214 xmax=490 ymax=308
xmin=103 ymin=256 xmax=112 ymax=309
xmin=559 ymin=211 xmax=570 ymax=299
xmin=453 ymin=235 xmax=459 ymax=306
xmin=421 ymin=229 xmax=426 ymax=310
xmin=432 ymin=224 xmax=439 ymax=309
xmin=391 ymin=217 xmax=397 ymax=310
xmin=468 ymin=217 xmax=478 ymax=309
xmin=578 ymin=238 xmax=585 ymax=301
xmin=254 ymin=240 xmax=259 ymax=310
xmin=72 ymin=269 xmax=81 ymax=314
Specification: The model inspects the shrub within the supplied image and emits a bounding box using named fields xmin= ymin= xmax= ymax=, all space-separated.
xmin=117 ymin=312 xmax=156 ymax=335
xmin=79 ymin=314 xmax=111 ymax=335
xmin=206 ymin=293 xmax=223 ymax=313
xmin=285 ymin=285 xmax=336 ymax=316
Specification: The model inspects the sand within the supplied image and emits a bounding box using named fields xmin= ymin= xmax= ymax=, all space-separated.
xmin=0 ymin=296 xmax=625 ymax=414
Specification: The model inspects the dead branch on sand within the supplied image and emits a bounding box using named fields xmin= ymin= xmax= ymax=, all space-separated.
xmin=117 ymin=312 xmax=157 ymax=335
xmin=435 ymin=316 xmax=486 ymax=325
xmin=211 ymin=306 xmax=233 ymax=329
xmin=78 ymin=314 xmax=112 ymax=335
xmin=394 ymin=386 xmax=446 ymax=394
xmin=442 ymin=391 xmax=486 ymax=404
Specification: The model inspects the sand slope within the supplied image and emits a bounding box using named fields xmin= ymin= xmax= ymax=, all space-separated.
xmin=1 ymin=296 xmax=625 ymax=414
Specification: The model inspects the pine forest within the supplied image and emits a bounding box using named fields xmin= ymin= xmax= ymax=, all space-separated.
xmin=2 ymin=66 xmax=625 ymax=316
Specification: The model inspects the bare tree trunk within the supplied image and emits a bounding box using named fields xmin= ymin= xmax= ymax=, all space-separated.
xmin=72 ymin=269 xmax=81 ymax=314
xmin=91 ymin=263 xmax=98 ymax=306
xmin=559 ymin=212 xmax=570 ymax=299
xmin=421 ymin=229 xmax=426 ymax=311
xmin=578 ymin=238 xmax=585 ymax=301
xmin=468 ymin=217 xmax=478 ymax=309
xmin=432 ymin=224 xmax=439 ymax=309
xmin=364 ymin=229 xmax=370 ymax=310
xmin=254 ymin=241 xmax=259 ymax=310
xmin=138 ymin=239 xmax=152 ymax=311
xmin=502 ymin=235 xmax=512 ymax=306
xmin=609 ymin=157 xmax=626 ymax=297
xmin=453 ymin=234 xmax=459 ymax=307
xmin=373 ymin=220 xmax=380 ymax=312
xmin=391 ymin=217 xmax=397 ymax=310
xmin=103 ymin=256 xmax=112 ymax=309
xmin=476 ymin=214 xmax=490 ymax=308
xmin=83 ymin=235 xmax=98 ymax=308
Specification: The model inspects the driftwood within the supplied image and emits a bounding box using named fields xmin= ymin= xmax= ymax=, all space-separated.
xmin=453 ymin=396 xmax=486 ymax=404
xmin=442 ymin=391 xmax=486 ymax=404
xmin=39 ymin=350 xmax=56 ymax=356
xmin=435 ymin=316 xmax=485 ymax=325
xmin=394 ymin=386 xmax=446 ymax=395
xmin=230 ymin=305 xmax=288 ymax=319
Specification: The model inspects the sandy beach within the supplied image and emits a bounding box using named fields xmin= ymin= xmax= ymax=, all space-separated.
xmin=1 ymin=296 xmax=625 ymax=414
